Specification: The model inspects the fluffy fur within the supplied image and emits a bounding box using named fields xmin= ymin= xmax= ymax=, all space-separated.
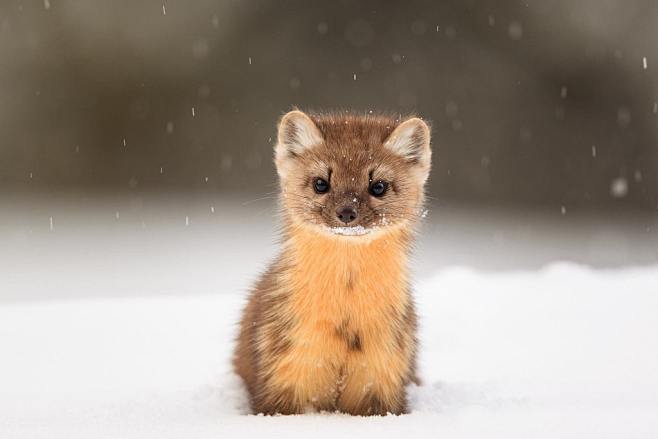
xmin=233 ymin=110 xmax=432 ymax=415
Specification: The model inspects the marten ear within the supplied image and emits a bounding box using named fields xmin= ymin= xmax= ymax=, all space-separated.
xmin=275 ymin=110 xmax=322 ymax=157
xmin=275 ymin=110 xmax=323 ymax=178
xmin=383 ymin=117 xmax=431 ymax=182
xmin=384 ymin=117 xmax=431 ymax=164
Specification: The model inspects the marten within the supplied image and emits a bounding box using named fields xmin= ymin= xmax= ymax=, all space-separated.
xmin=233 ymin=110 xmax=432 ymax=415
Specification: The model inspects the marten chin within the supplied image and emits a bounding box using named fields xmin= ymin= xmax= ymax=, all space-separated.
xmin=233 ymin=110 xmax=432 ymax=415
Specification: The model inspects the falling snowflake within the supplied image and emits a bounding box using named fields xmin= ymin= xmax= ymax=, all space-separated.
xmin=610 ymin=178 xmax=628 ymax=198
xmin=508 ymin=21 xmax=523 ymax=40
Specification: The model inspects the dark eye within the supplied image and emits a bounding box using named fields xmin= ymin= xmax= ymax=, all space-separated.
xmin=369 ymin=181 xmax=388 ymax=197
xmin=313 ymin=177 xmax=330 ymax=194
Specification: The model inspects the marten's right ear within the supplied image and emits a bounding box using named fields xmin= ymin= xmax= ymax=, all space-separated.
xmin=275 ymin=111 xmax=323 ymax=177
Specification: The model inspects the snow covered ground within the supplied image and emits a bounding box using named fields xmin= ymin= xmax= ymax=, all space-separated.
xmin=1 ymin=193 xmax=657 ymax=438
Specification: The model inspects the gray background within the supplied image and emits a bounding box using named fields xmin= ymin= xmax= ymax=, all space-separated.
xmin=2 ymin=1 xmax=658 ymax=304
xmin=2 ymin=0 xmax=657 ymax=209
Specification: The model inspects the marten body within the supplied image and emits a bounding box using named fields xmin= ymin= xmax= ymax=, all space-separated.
xmin=233 ymin=111 xmax=432 ymax=415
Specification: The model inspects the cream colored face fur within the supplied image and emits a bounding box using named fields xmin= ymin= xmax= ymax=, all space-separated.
xmin=275 ymin=111 xmax=431 ymax=237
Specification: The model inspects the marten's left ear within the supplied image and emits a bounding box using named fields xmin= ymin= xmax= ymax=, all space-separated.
xmin=384 ymin=117 xmax=431 ymax=182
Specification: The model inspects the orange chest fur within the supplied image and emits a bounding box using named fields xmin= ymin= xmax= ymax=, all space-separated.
xmin=284 ymin=228 xmax=411 ymax=337
xmin=264 ymin=227 xmax=416 ymax=408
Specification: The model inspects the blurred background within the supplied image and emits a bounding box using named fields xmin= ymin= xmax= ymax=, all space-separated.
xmin=1 ymin=0 xmax=657 ymax=301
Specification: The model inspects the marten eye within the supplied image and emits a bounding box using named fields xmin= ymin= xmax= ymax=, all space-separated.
xmin=369 ymin=181 xmax=388 ymax=197
xmin=313 ymin=177 xmax=330 ymax=194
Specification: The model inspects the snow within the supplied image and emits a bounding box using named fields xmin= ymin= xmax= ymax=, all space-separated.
xmin=328 ymin=225 xmax=371 ymax=236
xmin=508 ymin=22 xmax=523 ymax=40
xmin=1 ymin=264 xmax=657 ymax=438
xmin=610 ymin=177 xmax=629 ymax=198
xmin=1 ymin=194 xmax=658 ymax=437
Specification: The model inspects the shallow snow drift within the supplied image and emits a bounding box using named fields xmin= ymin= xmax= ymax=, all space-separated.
xmin=1 ymin=263 xmax=657 ymax=438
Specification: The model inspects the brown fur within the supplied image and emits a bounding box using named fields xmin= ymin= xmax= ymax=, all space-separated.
xmin=233 ymin=110 xmax=431 ymax=415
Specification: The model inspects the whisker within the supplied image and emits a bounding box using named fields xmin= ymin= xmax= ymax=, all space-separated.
xmin=241 ymin=195 xmax=279 ymax=206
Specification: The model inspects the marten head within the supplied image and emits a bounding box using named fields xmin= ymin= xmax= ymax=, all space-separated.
xmin=275 ymin=110 xmax=431 ymax=237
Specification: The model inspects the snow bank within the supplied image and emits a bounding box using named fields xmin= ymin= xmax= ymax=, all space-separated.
xmin=1 ymin=263 xmax=657 ymax=438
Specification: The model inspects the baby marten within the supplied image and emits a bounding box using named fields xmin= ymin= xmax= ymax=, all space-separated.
xmin=233 ymin=110 xmax=432 ymax=415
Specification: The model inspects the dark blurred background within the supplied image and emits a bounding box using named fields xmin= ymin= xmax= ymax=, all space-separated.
xmin=1 ymin=0 xmax=657 ymax=209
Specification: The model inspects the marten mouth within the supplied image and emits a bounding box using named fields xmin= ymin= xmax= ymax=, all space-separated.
xmin=326 ymin=225 xmax=373 ymax=236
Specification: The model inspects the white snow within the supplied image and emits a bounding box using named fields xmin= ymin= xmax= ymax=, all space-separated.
xmin=1 ymin=264 xmax=657 ymax=438
xmin=610 ymin=177 xmax=629 ymax=198
xmin=508 ymin=22 xmax=523 ymax=40
xmin=328 ymin=225 xmax=371 ymax=236
xmin=2 ymin=194 xmax=658 ymax=437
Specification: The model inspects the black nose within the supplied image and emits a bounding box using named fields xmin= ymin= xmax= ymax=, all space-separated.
xmin=336 ymin=206 xmax=358 ymax=224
